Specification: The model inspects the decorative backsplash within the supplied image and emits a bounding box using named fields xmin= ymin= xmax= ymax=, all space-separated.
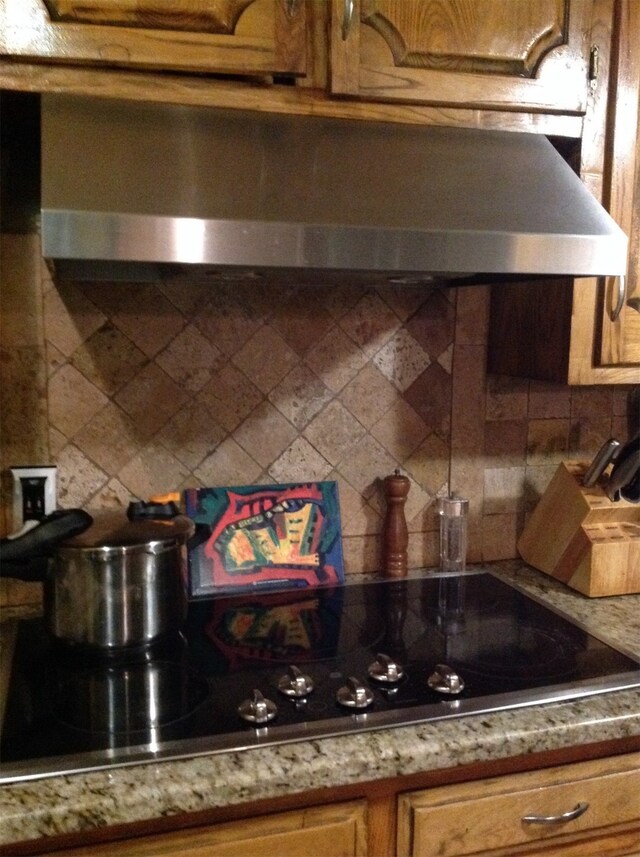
xmin=0 ymin=232 xmax=632 ymax=605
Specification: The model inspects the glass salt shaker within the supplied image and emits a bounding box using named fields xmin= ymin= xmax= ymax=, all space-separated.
xmin=437 ymin=495 xmax=469 ymax=574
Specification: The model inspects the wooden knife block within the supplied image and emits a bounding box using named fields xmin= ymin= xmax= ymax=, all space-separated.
xmin=518 ymin=461 xmax=640 ymax=597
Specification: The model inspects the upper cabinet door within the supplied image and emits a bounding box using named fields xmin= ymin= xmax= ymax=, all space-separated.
xmin=0 ymin=0 xmax=307 ymax=77
xmin=330 ymin=0 xmax=593 ymax=113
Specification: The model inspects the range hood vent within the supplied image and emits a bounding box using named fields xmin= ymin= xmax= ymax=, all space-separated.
xmin=41 ymin=95 xmax=628 ymax=285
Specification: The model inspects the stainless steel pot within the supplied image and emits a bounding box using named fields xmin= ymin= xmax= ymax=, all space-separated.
xmin=0 ymin=506 xmax=194 ymax=651
xmin=46 ymin=511 xmax=194 ymax=651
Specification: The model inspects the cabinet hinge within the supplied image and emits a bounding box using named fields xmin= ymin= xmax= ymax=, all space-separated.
xmin=589 ymin=44 xmax=599 ymax=90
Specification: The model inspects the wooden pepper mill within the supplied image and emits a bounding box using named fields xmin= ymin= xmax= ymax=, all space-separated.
xmin=382 ymin=469 xmax=410 ymax=577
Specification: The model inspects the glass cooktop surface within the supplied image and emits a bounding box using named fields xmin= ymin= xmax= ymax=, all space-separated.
xmin=1 ymin=570 xmax=639 ymax=783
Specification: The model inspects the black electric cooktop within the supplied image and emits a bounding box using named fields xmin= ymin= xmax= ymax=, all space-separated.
xmin=2 ymin=570 xmax=639 ymax=783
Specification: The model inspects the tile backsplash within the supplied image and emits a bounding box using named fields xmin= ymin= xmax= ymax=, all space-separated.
xmin=0 ymin=232 xmax=632 ymax=605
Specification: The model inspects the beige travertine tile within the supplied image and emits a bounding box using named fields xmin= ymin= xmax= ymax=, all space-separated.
xmin=437 ymin=343 xmax=454 ymax=373
xmin=233 ymin=400 xmax=297 ymax=468
xmin=195 ymin=437 xmax=262 ymax=487
xmin=483 ymin=467 xmax=526 ymax=514
xmin=194 ymin=289 xmax=264 ymax=357
xmin=372 ymin=327 xmax=431 ymax=391
xmin=316 ymin=283 xmax=366 ymax=320
xmin=48 ymin=363 xmax=109 ymax=439
xmin=339 ymin=363 xmax=398 ymax=430
xmin=48 ymin=426 xmax=67 ymax=459
xmin=158 ymin=401 xmax=227 ymax=471
xmin=73 ymin=402 xmax=142 ymax=476
xmin=157 ymin=280 xmax=216 ymax=318
xmin=332 ymin=476 xmax=382 ymax=536
xmin=45 ymin=339 xmax=66 ymax=378
xmin=117 ymin=442 xmax=191 ymax=499
xmin=567 ymin=417 xmax=614 ymax=461
xmin=90 ymin=477 xmax=134 ymax=509
xmin=197 ymin=364 xmax=264 ymax=433
xmin=485 ymin=374 xmax=529 ymax=420
xmin=268 ymin=363 xmax=333 ymax=430
xmin=84 ymin=283 xmax=185 ymax=358
xmin=528 ymin=381 xmax=571 ymax=419
xmin=523 ymin=464 xmax=560 ymax=510
xmin=71 ymin=322 xmax=148 ymax=396
xmin=337 ymin=434 xmax=397 ymax=499
xmin=55 ymin=443 xmax=109 ymax=508
xmin=269 ymin=290 xmax=334 ymax=356
xmin=404 ymin=288 xmax=456 ymax=358
xmin=43 ymin=282 xmax=106 ymax=358
xmin=338 ymin=290 xmax=400 ymax=358
xmin=404 ymin=432 xmax=449 ymax=496
xmin=0 ymin=346 xmax=49 ymax=465
xmin=0 ymin=233 xmax=43 ymax=347
xmin=570 ymin=386 xmax=614 ymax=420
xmin=305 ymin=326 xmax=368 ymax=394
xmin=268 ymin=436 xmax=333 ymax=483
xmin=376 ymin=283 xmax=431 ymax=322
xmin=303 ymin=399 xmax=367 ymax=466
xmin=454 ymin=285 xmax=489 ymax=346
xmin=155 ymin=323 xmax=224 ymax=394
xmin=403 ymin=362 xmax=452 ymax=437
xmin=408 ymin=528 xmax=439 ymax=569
xmin=526 ymin=418 xmax=571 ymax=465
xmin=482 ymin=513 xmax=519 ymax=561
xmin=370 ymin=398 xmax=428 ymax=463
xmin=114 ymin=363 xmax=189 ymax=437
xmin=232 ymin=324 xmax=299 ymax=394
xmin=484 ymin=419 xmax=528 ymax=465
xmin=341 ymin=533 xmax=381 ymax=575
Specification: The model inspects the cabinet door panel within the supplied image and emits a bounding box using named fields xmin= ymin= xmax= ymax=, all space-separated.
xmin=51 ymin=801 xmax=368 ymax=857
xmin=0 ymin=0 xmax=307 ymax=76
xmin=331 ymin=0 xmax=592 ymax=113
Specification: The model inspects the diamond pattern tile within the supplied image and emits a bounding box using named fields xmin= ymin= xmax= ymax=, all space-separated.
xmin=372 ymin=327 xmax=431 ymax=391
xmin=114 ymin=363 xmax=190 ymax=437
xmin=232 ymin=324 xmax=299 ymax=394
xmin=268 ymin=363 xmax=333 ymax=430
xmin=48 ymin=363 xmax=109 ymax=438
xmin=71 ymin=322 xmax=147 ymax=396
xmin=338 ymin=290 xmax=401 ymax=358
xmin=233 ymin=400 xmax=297 ymax=468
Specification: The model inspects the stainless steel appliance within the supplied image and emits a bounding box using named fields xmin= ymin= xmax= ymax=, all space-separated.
xmin=1 ymin=570 xmax=639 ymax=784
xmin=40 ymin=96 xmax=628 ymax=285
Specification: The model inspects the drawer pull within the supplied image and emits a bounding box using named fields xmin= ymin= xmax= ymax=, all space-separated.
xmin=522 ymin=802 xmax=589 ymax=825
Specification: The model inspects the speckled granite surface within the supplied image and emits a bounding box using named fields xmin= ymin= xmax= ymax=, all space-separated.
xmin=1 ymin=562 xmax=640 ymax=848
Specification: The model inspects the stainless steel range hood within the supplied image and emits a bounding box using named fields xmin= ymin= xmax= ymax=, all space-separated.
xmin=41 ymin=95 xmax=628 ymax=285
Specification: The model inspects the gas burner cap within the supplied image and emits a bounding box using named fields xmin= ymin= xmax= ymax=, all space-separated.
xmin=238 ymin=689 xmax=278 ymax=725
xmin=368 ymin=653 xmax=405 ymax=684
xmin=427 ymin=664 xmax=465 ymax=695
xmin=278 ymin=665 xmax=315 ymax=698
xmin=337 ymin=677 xmax=374 ymax=709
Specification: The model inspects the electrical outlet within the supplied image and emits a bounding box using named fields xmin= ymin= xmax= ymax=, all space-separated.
xmin=10 ymin=465 xmax=57 ymax=530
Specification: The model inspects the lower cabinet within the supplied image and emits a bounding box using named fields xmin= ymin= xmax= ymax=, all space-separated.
xmin=52 ymin=800 xmax=368 ymax=857
xmin=397 ymin=753 xmax=640 ymax=857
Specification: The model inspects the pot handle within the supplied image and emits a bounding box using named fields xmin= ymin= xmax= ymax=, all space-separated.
xmin=0 ymin=508 xmax=93 ymax=580
xmin=127 ymin=500 xmax=181 ymax=520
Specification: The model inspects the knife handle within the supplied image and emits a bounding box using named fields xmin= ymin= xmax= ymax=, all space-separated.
xmin=583 ymin=439 xmax=621 ymax=487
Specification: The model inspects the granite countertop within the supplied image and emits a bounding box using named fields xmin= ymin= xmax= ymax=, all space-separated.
xmin=1 ymin=561 xmax=640 ymax=849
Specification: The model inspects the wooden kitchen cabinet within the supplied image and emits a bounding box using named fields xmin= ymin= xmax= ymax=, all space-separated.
xmin=0 ymin=0 xmax=307 ymax=77
xmin=488 ymin=0 xmax=640 ymax=385
xmin=330 ymin=0 xmax=595 ymax=114
xmin=397 ymin=752 xmax=640 ymax=857
xmin=49 ymin=800 xmax=368 ymax=856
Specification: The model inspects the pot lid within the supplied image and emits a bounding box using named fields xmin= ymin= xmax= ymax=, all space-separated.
xmin=59 ymin=510 xmax=194 ymax=550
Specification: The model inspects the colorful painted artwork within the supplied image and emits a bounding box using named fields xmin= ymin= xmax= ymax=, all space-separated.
xmin=184 ymin=482 xmax=345 ymax=596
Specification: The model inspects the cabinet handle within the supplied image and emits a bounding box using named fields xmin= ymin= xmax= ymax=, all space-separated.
xmin=522 ymin=802 xmax=589 ymax=825
xmin=611 ymin=275 xmax=627 ymax=321
xmin=342 ymin=0 xmax=354 ymax=40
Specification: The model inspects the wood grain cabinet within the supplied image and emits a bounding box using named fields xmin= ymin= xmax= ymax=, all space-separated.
xmin=0 ymin=0 xmax=307 ymax=77
xmin=488 ymin=0 xmax=640 ymax=384
xmin=397 ymin=752 xmax=640 ymax=857
xmin=329 ymin=0 xmax=595 ymax=114
xmin=50 ymin=800 xmax=368 ymax=857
